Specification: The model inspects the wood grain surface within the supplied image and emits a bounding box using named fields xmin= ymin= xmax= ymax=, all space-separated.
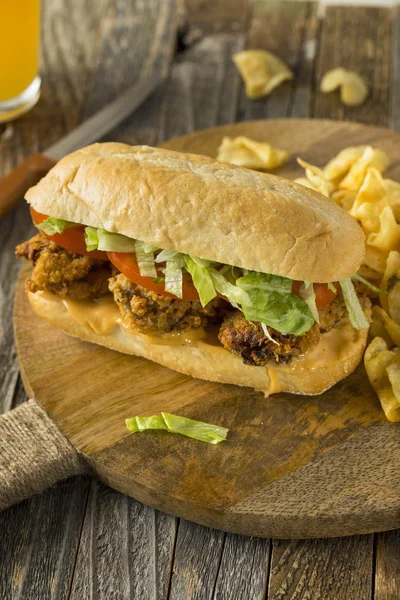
xmin=1 ymin=1 xmax=400 ymax=598
xmin=13 ymin=118 xmax=400 ymax=540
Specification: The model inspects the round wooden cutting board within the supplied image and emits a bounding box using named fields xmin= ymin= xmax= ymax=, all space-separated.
xmin=14 ymin=119 xmax=400 ymax=539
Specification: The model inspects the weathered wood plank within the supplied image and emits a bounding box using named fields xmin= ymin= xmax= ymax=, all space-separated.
xmin=374 ymin=530 xmax=400 ymax=600
xmin=391 ymin=5 xmax=400 ymax=130
xmin=168 ymin=521 xmax=226 ymax=600
xmin=0 ymin=476 xmax=90 ymax=600
xmin=39 ymin=0 xmax=113 ymax=135
xmin=213 ymin=534 xmax=270 ymax=599
xmin=182 ymin=0 xmax=250 ymax=35
xmin=0 ymin=203 xmax=34 ymax=414
xmin=314 ymin=6 xmax=394 ymax=126
xmin=158 ymin=32 xmax=244 ymax=142
xmin=237 ymin=1 xmax=318 ymax=121
xmin=69 ymin=482 xmax=178 ymax=600
xmin=267 ymin=536 xmax=374 ymax=600
xmin=82 ymin=0 xmax=177 ymax=120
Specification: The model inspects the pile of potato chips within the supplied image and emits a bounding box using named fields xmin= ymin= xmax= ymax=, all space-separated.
xmin=296 ymin=145 xmax=400 ymax=421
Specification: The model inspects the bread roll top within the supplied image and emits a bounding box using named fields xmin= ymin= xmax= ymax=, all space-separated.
xmin=26 ymin=143 xmax=365 ymax=282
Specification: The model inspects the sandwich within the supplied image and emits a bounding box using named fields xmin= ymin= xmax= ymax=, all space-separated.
xmin=16 ymin=143 xmax=371 ymax=396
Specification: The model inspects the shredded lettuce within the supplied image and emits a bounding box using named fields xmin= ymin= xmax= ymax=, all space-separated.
xmin=209 ymin=268 xmax=250 ymax=306
xmin=126 ymin=412 xmax=228 ymax=444
xmin=261 ymin=322 xmax=280 ymax=345
xmin=155 ymin=249 xmax=180 ymax=263
xmin=84 ymin=227 xmax=137 ymax=252
xmin=184 ymin=256 xmax=217 ymax=307
xmin=339 ymin=278 xmax=370 ymax=329
xmin=78 ymin=224 xmax=337 ymax=336
xmin=165 ymin=256 xmax=185 ymax=298
xmin=351 ymin=273 xmax=387 ymax=294
xmin=126 ymin=415 xmax=167 ymax=432
xmin=191 ymin=256 xmax=213 ymax=269
xmin=236 ymin=272 xmax=315 ymax=335
xmin=98 ymin=231 xmax=136 ymax=252
xmin=299 ymin=281 xmax=320 ymax=323
xmin=139 ymin=241 xmax=160 ymax=254
xmin=219 ymin=265 xmax=245 ymax=287
xmin=84 ymin=226 xmax=99 ymax=251
xmin=37 ymin=217 xmax=76 ymax=235
xmin=327 ymin=282 xmax=337 ymax=293
xmin=135 ymin=240 xmax=157 ymax=277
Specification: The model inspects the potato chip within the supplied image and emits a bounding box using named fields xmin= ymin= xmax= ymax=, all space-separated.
xmin=216 ymin=136 xmax=288 ymax=170
xmin=387 ymin=280 xmax=400 ymax=324
xmin=331 ymin=190 xmax=357 ymax=211
xmin=386 ymin=362 xmax=400 ymax=402
xmin=350 ymin=168 xmax=387 ymax=218
xmin=233 ymin=50 xmax=293 ymax=99
xmin=368 ymin=313 xmax=394 ymax=347
xmin=339 ymin=147 xmax=389 ymax=191
xmin=293 ymin=177 xmax=316 ymax=191
xmin=364 ymin=336 xmax=400 ymax=422
xmin=383 ymin=178 xmax=400 ymax=198
xmin=320 ymin=67 xmax=368 ymax=106
xmin=381 ymin=251 xmax=400 ymax=291
xmin=323 ymin=146 xmax=367 ymax=181
xmin=368 ymin=206 xmax=400 ymax=252
xmin=371 ymin=306 xmax=400 ymax=346
xmin=358 ymin=263 xmax=383 ymax=281
xmin=352 ymin=202 xmax=381 ymax=233
xmin=364 ymin=245 xmax=388 ymax=275
xmin=296 ymin=158 xmax=335 ymax=197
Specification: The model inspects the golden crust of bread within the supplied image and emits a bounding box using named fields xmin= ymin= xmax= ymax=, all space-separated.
xmin=25 ymin=143 xmax=365 ymax=283
xmin=27 ymin=291 xmax=370 ymax=397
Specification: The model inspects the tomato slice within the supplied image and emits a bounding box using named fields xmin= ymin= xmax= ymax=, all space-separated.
xmin=30 ymin=207 xmax=108 ymax=259
xmin=30 ymin=208 xmax=338 ymax=308
xmin=108 ymin=252 xmax=201 ymax=301
xmin=292 ymin=281 xmax=338 ymax=309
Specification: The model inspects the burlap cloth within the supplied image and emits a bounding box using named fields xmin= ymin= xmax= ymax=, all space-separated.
xmin=0 ymin=399 xmax=85 ymax=510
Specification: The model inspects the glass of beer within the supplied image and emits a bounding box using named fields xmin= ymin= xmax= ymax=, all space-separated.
xmin=0 ymin=1 xmax=41 ymax=123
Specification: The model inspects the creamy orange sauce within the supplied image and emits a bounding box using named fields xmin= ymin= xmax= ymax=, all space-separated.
xmin=135 ymin=327 xmax=207 ymax=346
xmin=40 ymin=291 xmax=209 ymax=345
xmin=266 ymin=318 xmax=362 ymax=394
xmin=266 ymin=367 xmax=282 ymax=394
xmin=280 ymin=318 xmax=360 ymax=373
xmin=38 ymin=293 xmax=361 ymax=371
xmin=62 ymin=295 xmax=120 ymax=335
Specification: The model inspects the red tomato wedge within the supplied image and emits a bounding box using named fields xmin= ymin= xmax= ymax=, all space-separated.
xmin=30 ymin=207 xmax=108 ymax=259
xmin=292 ymin=281 xmax=338 ymax=309
xmin=108 ymin=252 xmax=201 ymax=301
xmin=30 ymin=208 xmax=338 ymax=309
xmin=109 ymin=252 xmax=338 ymax=308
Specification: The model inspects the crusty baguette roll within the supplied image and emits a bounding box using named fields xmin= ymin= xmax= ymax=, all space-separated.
xmin=25 ymin=143 xmax=365 ymax=283
xmin=28 ymin=291 xmax=370 ymax=397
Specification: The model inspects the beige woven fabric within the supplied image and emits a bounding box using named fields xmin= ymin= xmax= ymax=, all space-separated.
xmin=0 ymin=399 xmax=85 ymax=510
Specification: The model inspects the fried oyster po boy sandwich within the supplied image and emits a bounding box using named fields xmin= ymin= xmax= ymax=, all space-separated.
xmin=16 ymin=143 xmax=371 ymax=396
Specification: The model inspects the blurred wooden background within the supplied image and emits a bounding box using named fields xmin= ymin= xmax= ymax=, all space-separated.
xmin=0 ymin=1 xmax=399 ymax=598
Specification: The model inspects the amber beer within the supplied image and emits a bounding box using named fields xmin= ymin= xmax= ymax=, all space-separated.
xmin=0 ymin=0 xmax=41 ymax=122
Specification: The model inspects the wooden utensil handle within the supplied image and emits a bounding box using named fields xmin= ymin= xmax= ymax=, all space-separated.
xmin=0 ymin=399 xmax=85 ymax=511
xmin=0 ymin=154 xmax=55 ymax=219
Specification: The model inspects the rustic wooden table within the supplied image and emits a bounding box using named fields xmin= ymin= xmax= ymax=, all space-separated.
xmin=1 ymin=1 xmax=399 ymax=598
